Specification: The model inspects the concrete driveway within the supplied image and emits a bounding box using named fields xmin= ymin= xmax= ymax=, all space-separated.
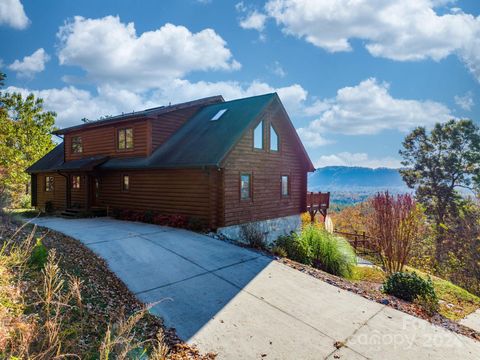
xmin=30 ymin=217 xmax=480 ymax=359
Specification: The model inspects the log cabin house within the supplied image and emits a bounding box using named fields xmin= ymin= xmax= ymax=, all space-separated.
xmin=27 ymin=93 xmax=315 ymax=240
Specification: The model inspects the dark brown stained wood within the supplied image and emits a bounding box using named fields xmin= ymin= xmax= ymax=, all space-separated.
xmin=36 ymin=173 xmax=67 ymax=210
xmin=65 ymin=119 xmax=150 ymax=161
xmin=151 ymin=106 xmax=203 ymax=151
xmin=96 ymin=169 xmax=215 ymax=226
xmin=221 ymin=100 xmax=309 ymax=227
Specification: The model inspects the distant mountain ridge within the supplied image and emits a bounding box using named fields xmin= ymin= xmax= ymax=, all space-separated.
xmin=308 ymin=166 xmax=410 ymax=205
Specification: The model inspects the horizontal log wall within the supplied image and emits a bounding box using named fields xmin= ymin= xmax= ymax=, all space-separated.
xmin=65 ymin=119 xmax=150 ymax=161
xmin=96 ymin=169 xmax=217 ymax=226
xmin=222 ymin=101 xmax=308 ymax=227
xmin=151 ymin=106 xmax=203 ymax=151
xmin=35 ymin=173 xmax=66 ymax=210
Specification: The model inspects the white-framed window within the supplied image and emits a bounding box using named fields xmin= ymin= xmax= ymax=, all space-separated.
xmin=281 ymin=175 xmax=289 ymax=197
xmin=72 ymin=175 xmax=81 ymax=189
xmin=253 ymin=121 xmax=263 ymax=149
xmin=122 ymin=175 xmax=130 ymax=191
xmin=118 ymin=128 xmax=133 ymax=150
xmin=45 ymin=176 xmax=54 ymax=192
xmin=240 ymin=173 xmax=251 ymax=200
xmin=270 ymin=125 xmax=279 ymax=151
xmin=71 ymin=136 xmax=83 ymax=153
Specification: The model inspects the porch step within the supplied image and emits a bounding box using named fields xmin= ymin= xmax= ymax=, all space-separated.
xmin=60 ymin=208 xmax=107 ymax=218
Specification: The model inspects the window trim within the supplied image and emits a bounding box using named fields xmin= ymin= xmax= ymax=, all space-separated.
xmin=253 ymin=121 xmax=264 ymax=150
xmin=239 ymin=172 xmax=252 ymax=201
xmin=117 ymin=127 xmax=134 ymax=151
xmin=45 ymin=176 xmax=54 ymax=192
xmin=71 ymin=135 xmax=83 ymax=154
xmin=270 ymin=124 xmax=279 ymax=152
xmin=281 ymin=174 xmax=290 ymax=198
xmin=122 ymin=174 xmax=130 ymax=192
xmin=71 ymin=175 xmax=81 ymax=190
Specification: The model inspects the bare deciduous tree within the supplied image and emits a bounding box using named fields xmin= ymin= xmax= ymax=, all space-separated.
xmin=366 ymin=192 xmax=424 ymax=274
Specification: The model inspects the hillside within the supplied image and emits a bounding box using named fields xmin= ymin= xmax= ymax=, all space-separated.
xmin=308 ymin=166 xmax=410 ymax=205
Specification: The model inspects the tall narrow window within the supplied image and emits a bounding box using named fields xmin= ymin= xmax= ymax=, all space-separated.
xmin=122 ymin=175 xmax=130 ymax=191
xmin=281 ymin=175 xmax=289 ymax=197
xmin=71 ymin=136 xmax=83 ymax=153
xmin=72 ymin=175 xmax=81 ymax=189
xmin=45 ymin=176 xmax=54 ymax=192
xmin=240 ymin=174 xmax=251 ymax=200
xmin=253 ymin=121 xmax=263 ymax=149
xmin=118 ymin=128 xmax=133 ymax=150
xmin=270 ymin=125 xmax=279 ymax=152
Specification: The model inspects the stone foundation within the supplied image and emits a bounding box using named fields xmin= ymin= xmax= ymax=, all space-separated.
xmin=217 ymin=214 xmax=301 ymax=244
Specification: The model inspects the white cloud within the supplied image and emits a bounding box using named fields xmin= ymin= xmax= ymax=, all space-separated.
xmin=267 ymin=61 xmax=286 ymax=77
xmin=0 ymin=0 xmax=29 ymax=29
xmin=315 ymin=152 xmax=402 ymax=169
xmin=8 ymin=48 xmax=50 ymax=78
xmin=57 ymin=16 xmax=240 ymax=89
xmin=454 ymin=91 xmax=475 ymax=111
xmin=5 ymin=80 xmax=308 ymax=129
xmin=298 ymin=78 xmax=452 ymax=147
xmin=265 ymin=0 xmax=480 ymax=82
xmin=240 ymin=10 xmax=267 ymax=31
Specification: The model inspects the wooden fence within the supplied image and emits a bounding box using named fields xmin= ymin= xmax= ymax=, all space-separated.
xmin=333 ymin=230 xmax=379 ymax=256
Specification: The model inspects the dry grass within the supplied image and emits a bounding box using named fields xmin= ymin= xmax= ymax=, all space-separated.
xmin=0 ymin=216 xmax=214 ymax=359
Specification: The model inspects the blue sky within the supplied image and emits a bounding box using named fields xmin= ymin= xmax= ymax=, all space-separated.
xmin=1 ymin=0 xmax=479 ymax=168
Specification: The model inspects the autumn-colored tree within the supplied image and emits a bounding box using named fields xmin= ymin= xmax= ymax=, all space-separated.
xmin=330 ymin=202 xmax=370 ymax=233
xmin=366 ymin=192 xmax=425 ymax=274
xmin=0 ymin=77 xmax=56 ymax=207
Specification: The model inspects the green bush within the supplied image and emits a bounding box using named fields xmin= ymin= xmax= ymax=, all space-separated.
xmin=44 ymin=201 xmax=54 ymax=214
xmin=274 ymin=225 xmax=357 ymax=278
xmin=29 ymin=238 xmax=48 ymax=269
xmin=383 ymin=272 xmax=438 ymax=313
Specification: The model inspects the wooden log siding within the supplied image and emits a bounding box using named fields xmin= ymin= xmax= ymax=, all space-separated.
xmin=65 ymin=119 xmax=150 ymax=161
xmin=222 ymin=102 xmax=308 ymax=226
xmin=97 ymin=169 xmax=218 ymax=227
xmin=36 ymin=173 xmax=66 ymax=210
xmin=151 ymin=106 xmax=203 ymax=151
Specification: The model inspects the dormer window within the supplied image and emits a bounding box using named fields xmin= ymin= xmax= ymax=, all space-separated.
xmin=253 ymin=121 xmax=263 ymax=149
xmin=118 ymin=128 xmax=133 ymax=150
xmin=71 ymin=136 xmax=83 ymax=153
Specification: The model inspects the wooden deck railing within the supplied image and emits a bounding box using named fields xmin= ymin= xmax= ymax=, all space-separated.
xmin=306 ymin=191 xmax=330 ymax=222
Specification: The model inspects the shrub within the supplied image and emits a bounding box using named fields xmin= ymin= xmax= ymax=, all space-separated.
xmin=29 ymin=238 xmax=48 ymax=269
xmin=383 ymin=272 xmax=438 ymax=313
xmin=187 ymin=217 xmax=208 ymax=232
xmin=144 ymin=210 xmax=154 ymax=223
xmin=239 ymin=222 xmax=266 ymax=249
xmin=44 ymin=201 xmax=54 ymax=214
xmin=270 ymin=245 xmax=288 ymax=258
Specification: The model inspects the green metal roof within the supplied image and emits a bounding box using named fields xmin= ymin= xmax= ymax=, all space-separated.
xmin=110 ymin=92 xmax=275 ymax=169
xmin=28 ymin=93 xmax=314 ymax=173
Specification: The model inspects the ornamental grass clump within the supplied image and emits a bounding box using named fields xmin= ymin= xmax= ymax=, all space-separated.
xmin=275 ymin=225 xmax=357 ymax=278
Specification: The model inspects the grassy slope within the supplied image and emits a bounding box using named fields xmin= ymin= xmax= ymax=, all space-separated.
xmin=351 ymin=265 xmax=480 ymax=321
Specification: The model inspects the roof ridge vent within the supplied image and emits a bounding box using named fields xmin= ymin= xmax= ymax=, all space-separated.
xmin=210 ymin=109 xmax=228 ymax=121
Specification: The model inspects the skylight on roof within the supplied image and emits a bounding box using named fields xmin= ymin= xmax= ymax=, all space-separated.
xmin=210 ymin=109 xmax=228 ymax=121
